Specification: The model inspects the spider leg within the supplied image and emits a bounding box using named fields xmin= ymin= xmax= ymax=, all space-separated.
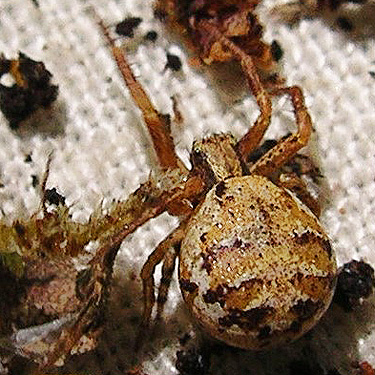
xmin=91 ymin=174 xmax=202 ymax=265
xmin=196 ymin=21 xmax=313 ymax=173
xmin=277 ymin=172 xmax=321 ymax=217
xmin=250 ymin=86 xmax=312 ymax=177
xmin=40 ymin=243 xmax=121 ymax=370
xmin=97 ymin=15 xmax=185 ymax=171
xmin=171 ymin=95 xmax=183 ymax=125
xmin=197 ymin=20 xmax=273 ymax=164
xmin=156 ymin=243 xmax=179 ymax=321
xmin=40 ymin=154 xmax=52 ymax=213
xmin=138 ymin=221 xmax=187 ymax=345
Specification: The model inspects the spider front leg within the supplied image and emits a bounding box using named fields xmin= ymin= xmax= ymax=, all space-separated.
xmin=250 ymin=85 xmax=312 ymax=177
xmin=197 ymin=20 xmax=273 ymax=164
xmin=197 ymin=20 xmax=312 ymax=172
xmin=97 ymin=16 xmax=185 ymax=172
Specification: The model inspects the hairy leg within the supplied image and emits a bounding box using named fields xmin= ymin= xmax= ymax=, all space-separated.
xmin=139 ymin=221 xmax=187 ymax=341
xmin=156 ymin=245 xmax=179 ymax=321
xmin=40 ymin=153 xmax=52 ymax=215
xmin=250 ymin=86 xmax=312 ymax=177
xmin=197 ymin=20 xmax=273 ymax=164
xmin=277 ymin=172 xmax=321 ymax=217
xmin=97 ymin=16 xmax=184 ymax=171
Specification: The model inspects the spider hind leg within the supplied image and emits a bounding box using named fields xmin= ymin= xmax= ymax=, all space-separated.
xmin=137 ymin=221 xmax=187 ymax=347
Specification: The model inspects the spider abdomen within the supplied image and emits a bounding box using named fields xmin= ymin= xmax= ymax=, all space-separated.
xmin=179 ymin=175 xmax=337 ymax=350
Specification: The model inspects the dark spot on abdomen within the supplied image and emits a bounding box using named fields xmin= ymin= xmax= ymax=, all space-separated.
xmin=200 ymin=232 xmax=208 ymax=243
xmin=218 ymin=306 xmax=274 ymax=330
xmin=180 ymin=279 xmax=198 ymax=293
xmin=321 ymin=239 xmax=333 ymax=258
xmin=215 ymin=181 xmax=226 ymax=198
xmin=293 ymin=231 xmax=332 ymax=258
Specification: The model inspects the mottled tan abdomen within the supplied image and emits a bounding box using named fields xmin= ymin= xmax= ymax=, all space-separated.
xmin=179 ymin=175 xmax=336 ymax=350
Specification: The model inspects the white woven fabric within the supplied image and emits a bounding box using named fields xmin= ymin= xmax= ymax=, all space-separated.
xmin=0 ymin=0 xmax=374 ymax=374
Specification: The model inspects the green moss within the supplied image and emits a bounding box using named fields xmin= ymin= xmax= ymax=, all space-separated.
xmin=0 ymin=252 xmax=24 ymax=278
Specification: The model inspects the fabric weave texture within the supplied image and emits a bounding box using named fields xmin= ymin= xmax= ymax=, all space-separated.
xmin=0 ymin=0 xmax=374 ymax=374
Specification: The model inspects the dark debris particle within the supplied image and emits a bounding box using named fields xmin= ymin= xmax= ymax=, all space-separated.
xmin=165 ymin=53 xmax=182 ymax=72
xmin=336 ymin=17 xmax=354 ymax=32
xmin=271 ymin=40 xmax=284 ymax=62
xmin=44 ymin=187 xmax=66 ymax=206
xmin=369 ymin=71 xmax=375 ymax=79
xmin=24 ymin=154 xmax=32 ymax=163
xmin=31 ymin=0 xmax=39 ymax=7
xmin=144 ymin=30 xmax=158 ymax=42
xmin=31 ymin=174 xmax=39 ymax=188
xmin=334 ymin=260 xmax=375 ymax=311
xmin=176 ymin=348 xmax=210 ymax=375
xmin=115 ymin=17 xmax=142 ymax=37
xmin=0 ymin=52 xmax=58 ymax=128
